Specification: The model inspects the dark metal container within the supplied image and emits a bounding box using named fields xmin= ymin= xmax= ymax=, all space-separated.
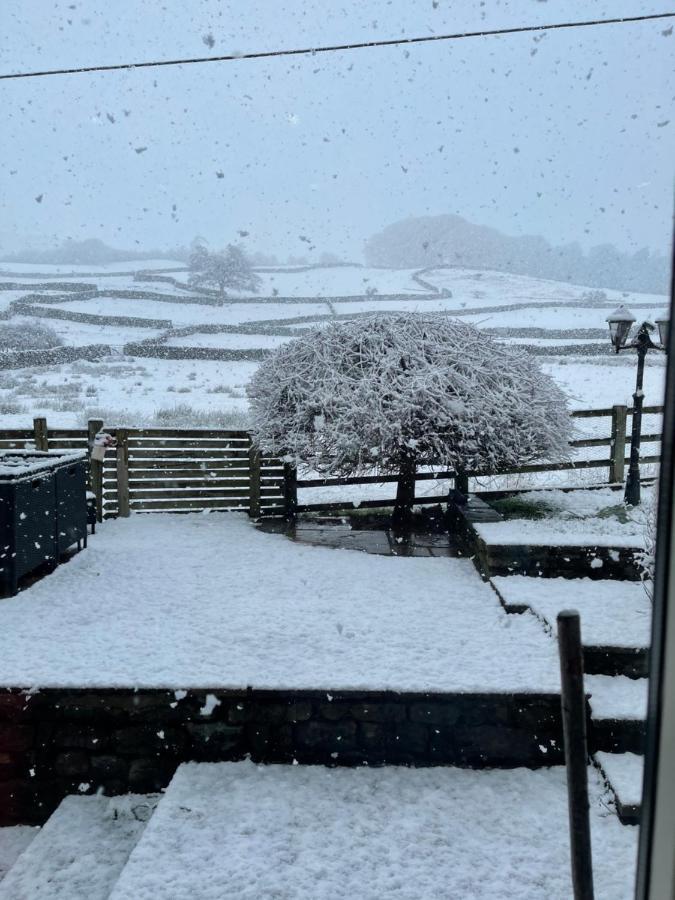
xmin=0 ymin=450 xmax=87 ymax=595
xmin=54 ymin=457 xmax=88 ymax=555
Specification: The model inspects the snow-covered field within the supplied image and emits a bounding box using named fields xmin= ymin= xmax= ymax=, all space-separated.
xmin=255 ymin=265 xmax=429 ymax=297
xmin=0 ymin=513 xmax=562 ymax=691
xmin=0 ymin=261 xmax=668 ymax=429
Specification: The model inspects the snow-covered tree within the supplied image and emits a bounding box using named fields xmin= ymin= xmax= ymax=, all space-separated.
xmin=188 ymin=243 xmax=261 ymax=296
xmin=248 ymin=314 xmax=572 ymax=528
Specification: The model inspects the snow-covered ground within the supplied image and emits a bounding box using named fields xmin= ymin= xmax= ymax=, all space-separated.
xmin=37 ymin=296 xmax=330 ymax=327
xmin=0 ymin=513 xmax=561 ymax=691
xmin=12 ymin=316 xmax=164 ymax=349
xmin=542 ymin=359 xmax=666 ymax=411
xmin=595 ymin=752 xmax=644 ymax=810
xmin=478 ymin=486 xmax=654 ymax=548
xmin=164 ymin=332 xmax=288 ymax=350
xmin=0 ymin=261 xmax=668 ymax=429
xmin=585 ymin=674 xmax=648 ymax=721
xmin=0 ymin=795 xmax=152 ymax=900
xmin=255 ymin=266 xmax=428 ymax=297
xmin=109 ymin=760 xmax=637 ymax=900
xmin=0 ymin=358 xmax=255 ymax=429
xmin=492 ymin=577 xmax=652 ymax=648
xmin=0 ymin=827 xmax=37 ymax=882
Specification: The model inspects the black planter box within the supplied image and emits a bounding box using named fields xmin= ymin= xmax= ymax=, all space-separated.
xmin=55 ymin=458 xmax=88 ymax=555
xmin=0 ymin=450 xmax=87 ymax=596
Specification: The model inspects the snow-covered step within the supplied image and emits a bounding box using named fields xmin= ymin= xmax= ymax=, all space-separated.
xmin=587 ymin=674 xmax=648 ymax=753
xmin=594 ymin=752 xmax=644 ymax=825
xmin=586 ymin=674 xmax=648 ymax=722
xmin=0 ymin=827 xmax=38 ymax=884
xmin=0 ymin=794 xmax=157 ymax=900
xmin=110 ymin=761 xmax=638 ymax=899
xmin=491 ymin=576 xmax=651 ymax=677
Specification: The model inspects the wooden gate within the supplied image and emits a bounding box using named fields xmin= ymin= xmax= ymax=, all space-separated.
xmin=0 ymin=420 xmax=284 ymax=518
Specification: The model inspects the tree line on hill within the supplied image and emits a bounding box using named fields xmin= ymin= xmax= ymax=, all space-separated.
xmin=364 ymin=215 xmax=670 ymax=295
xmin=0 ymin=238 xmax=344 ymax=270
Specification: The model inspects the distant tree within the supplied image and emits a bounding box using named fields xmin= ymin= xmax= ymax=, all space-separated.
xmin=248 ymin=314 xmax=572 ymax=530
xmin=188 ymin=243 xmax=261 ymax=296
xmin=250 ymin=251 xmax=280 ymax=267
xmin=319 ymin=252 xmax=342 ymax=265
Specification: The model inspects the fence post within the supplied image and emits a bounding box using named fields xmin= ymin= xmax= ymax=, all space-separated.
xmin=609 ymin=404 xmax=627 ymax=484
xmin=88 ymin=418 xmax=104 ymax=523
xmin=283 ymin=462 xmax=298 ymax=521
xmin=557 ymin=610 xmax=595 ymax=900
xmin=116 ymin=428 xmax=130 ymax=518
xmin=248 ymin=440 xmax=261 ymax=519
xmin=454 ymin=470 xmax=469 ymax=496
xmin=33 ymin=416 xmax=48 ymax=451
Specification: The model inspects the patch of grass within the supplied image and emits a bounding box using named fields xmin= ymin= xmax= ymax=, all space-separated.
xmin=0 ymin=399 xmax=26 ymax=415
xmin=154 ymin=403 xmax=250 ymax=429
xmin=596 ymin=504 xmax=632 ymax=524
xmin=79 ymin=403 xmax=250 ymax=429
xmin=489 ymin=496 xmax=558 ymax=520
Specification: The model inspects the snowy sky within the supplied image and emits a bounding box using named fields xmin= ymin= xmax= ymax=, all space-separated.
xmin=1 ymin=0 xmax=673 ymax=259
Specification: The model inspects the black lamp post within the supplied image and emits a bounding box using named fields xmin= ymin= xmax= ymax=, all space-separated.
xmin=606 ymin=306 xmax=668 ymax=505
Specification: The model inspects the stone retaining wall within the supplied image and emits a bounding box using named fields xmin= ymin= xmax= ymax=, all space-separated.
xmin=122 ymin=343 xmax=271 ymax=361
xmin=0 ymin=344 xmax=112 ymax=370
xmin=0 ymin=687 xmax=564 ymax=825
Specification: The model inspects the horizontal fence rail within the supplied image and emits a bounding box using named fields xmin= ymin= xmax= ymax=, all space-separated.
xmin=0 ymin=404 xmax=663 ymax=518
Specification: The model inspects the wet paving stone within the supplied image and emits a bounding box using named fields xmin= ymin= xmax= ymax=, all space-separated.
xmin=259 ymin=517 xmax=463 ymax=558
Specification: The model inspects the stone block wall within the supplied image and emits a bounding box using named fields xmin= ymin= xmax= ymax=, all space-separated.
xmin=0 ymin=687 xmax=564 ymax=825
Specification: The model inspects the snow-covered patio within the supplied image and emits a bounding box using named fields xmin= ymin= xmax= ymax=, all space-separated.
xmin=0 ymin=513 xmax=562 ymax=693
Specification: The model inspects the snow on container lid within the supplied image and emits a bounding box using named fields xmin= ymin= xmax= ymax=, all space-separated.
xmin=0 ymin=449 xmax=87 ymax=480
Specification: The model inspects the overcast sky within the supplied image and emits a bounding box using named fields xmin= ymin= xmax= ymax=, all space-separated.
xmin=2 ymin=0 xmax=673 ymax=260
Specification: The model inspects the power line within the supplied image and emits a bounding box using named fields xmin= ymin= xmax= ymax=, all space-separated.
xmin=1 ymin=11 xmax=674 ymax=82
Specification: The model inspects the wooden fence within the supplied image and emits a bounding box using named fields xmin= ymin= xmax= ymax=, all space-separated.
xmin=291 ymin=404 xmax=664 ymax=513
xmin=0 ymin=404 xmax=663 ymax=519
xmin=0 ymin=419 xmax=284 ymax=520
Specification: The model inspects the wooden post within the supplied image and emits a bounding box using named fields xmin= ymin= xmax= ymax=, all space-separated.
xmin=116 ymin=428 xmax=130 ymax=518
xmin=88 ymin=418 xmax=104 ymax=523
xmin=392 ymin=452 xmax=417 ymax=532
xmin=283 ymin=462 xmax=298 ymax=521
xmin=248 ymin=441 xmax=261 ymax=519
xmin=609 ymin=404 xmax=627 ymax=484
xmin=557 ymin=610 xmax=595 ymax=900
xmin=455 ymin=470 xmax=469 ymax=496
xmin=33 ymin=416 xmax=48 ymax=451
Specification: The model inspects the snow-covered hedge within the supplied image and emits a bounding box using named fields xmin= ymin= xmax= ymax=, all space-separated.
xmin=638 ymin=489 xmax=658 ymax=600
xmin=248 ymin=313 xmax=572 ymax=477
